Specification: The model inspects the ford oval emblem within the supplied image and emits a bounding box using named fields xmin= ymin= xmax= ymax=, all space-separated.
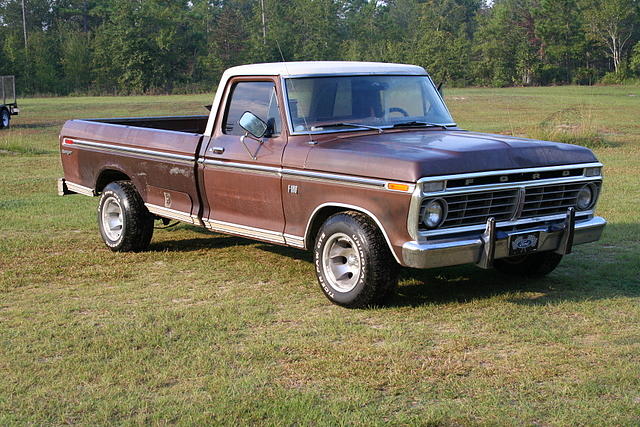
xmin=517 ymin=238 xmax=533 ymax=248
xmin=511 ymin=234 xmax=539 ymax=251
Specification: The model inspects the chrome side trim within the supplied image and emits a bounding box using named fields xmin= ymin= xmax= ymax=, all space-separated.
xmin=146 ymin=203 xmax=307 ymax=247
xmin=418 ymin=162 xmax=603 ymax=184
xmin=284 ymin=233 xmax=305 ymax=248
xmin=65 ymin=181 xmax=95 ymax=197
xmin=282 ymin=168 xmax=388 ymax=189
xmin=200 ymin=158 xmax=407 ymax=191
xmin=203 ymin=218 xmax=287 ymax=244
xmin=200 ymin=159 xmax=281 ymax=176
xmin=145 ymin=203 xmax=203 ymax=226
xmin=303 ymin=202 xmax=402 ymax=264
xmin=63 ymin=138 xmax=195 ymax=165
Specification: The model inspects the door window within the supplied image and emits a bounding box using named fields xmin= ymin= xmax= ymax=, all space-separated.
xmin=222 ymin=81 xmax=282 ymax=136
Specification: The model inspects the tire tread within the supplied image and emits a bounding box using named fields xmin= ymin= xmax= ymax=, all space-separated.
xmin=98 ymin=180 xmax=153 ymax=252
xmin=315 ymin=210 xmax=398 ymax=308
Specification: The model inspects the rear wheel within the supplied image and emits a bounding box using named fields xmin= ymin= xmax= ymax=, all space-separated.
xmin=97 ymin=181 xmax=153 ymax=252
xmin=0 ymin=109 xmax=9 ymax=129
xmin=314 ymin=211 xmax=398 ymax=308
xmin=494 ymin=251 xmax=563 ymax=277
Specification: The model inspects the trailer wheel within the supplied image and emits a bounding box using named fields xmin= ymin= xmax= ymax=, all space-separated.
xmin=0 ymin=109 xmax=9 ymax=129
xmin=314 ymin=211 xmax=398 ymax=308
xmin=97 ymin=181 xmax=153 ymax=252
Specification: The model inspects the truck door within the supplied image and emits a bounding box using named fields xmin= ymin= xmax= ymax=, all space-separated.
xmin=200 ymin=78 xmax=288 ymax=243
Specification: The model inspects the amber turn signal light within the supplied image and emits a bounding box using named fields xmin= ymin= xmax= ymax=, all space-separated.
xmin=387 ymin=183 xmax=410 ymax=192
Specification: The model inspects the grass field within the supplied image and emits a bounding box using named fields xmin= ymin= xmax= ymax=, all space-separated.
xmin=1 ymin=86 xmax=639 ymax=425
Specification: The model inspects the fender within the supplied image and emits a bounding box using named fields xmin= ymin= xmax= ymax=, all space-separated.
xmin=304 ymin=202 xmax=402 ymax=264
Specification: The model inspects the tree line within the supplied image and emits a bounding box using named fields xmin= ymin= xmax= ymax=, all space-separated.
xmin=1 ymin=0 xmax=639 ymax=96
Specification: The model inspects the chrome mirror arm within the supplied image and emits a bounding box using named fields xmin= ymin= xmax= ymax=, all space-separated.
xmin=240 ymin=133 xmax=264 ymax=160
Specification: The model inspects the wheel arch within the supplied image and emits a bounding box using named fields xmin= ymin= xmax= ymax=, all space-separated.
xmin=95 ymin=168 xmax=132 ymax=194
xmin=304 ymin=202 xmax=401 ymax=264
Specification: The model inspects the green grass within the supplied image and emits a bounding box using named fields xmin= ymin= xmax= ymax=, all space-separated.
xmin=1 ymin=87 xmax=639 ymax=425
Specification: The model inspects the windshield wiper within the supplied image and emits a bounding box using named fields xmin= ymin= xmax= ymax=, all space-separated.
xmin=311 ymin=122 xmax=383 ymax=134
xmin=392 ymin=121 xmax=449 ymax=130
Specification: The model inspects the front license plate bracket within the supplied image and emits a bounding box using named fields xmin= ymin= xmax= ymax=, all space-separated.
xmin=508 ymin=232 xmax=540 ymax=256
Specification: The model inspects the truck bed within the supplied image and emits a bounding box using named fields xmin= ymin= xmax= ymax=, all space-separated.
xmin=59 ymin=116 xmax=207 ymax=224
xmin=90 ymin=115 xmax=209 ymax=134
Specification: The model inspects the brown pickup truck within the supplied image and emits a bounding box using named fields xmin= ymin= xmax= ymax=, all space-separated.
xmin=58 ymin=62 xmax=606 ymax=307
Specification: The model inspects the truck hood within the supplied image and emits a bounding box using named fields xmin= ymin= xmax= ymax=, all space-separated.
xmin=304 ymin=130 xmax=598 ymax=182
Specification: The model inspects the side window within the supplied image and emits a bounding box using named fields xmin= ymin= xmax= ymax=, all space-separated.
xmin=222 ymin=81 xmax=282 ymax=137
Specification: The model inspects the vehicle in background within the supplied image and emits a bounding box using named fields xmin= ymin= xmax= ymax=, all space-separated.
xmin=1 ymin=75 xmax=19 ymax=129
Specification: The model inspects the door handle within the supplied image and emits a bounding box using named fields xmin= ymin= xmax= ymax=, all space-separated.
xmin=210 ymin=146 xmax=225 ymax=154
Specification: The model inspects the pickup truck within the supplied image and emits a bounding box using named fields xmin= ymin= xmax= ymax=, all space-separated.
xmin=58 ymin=62 xmax=606 ymax=308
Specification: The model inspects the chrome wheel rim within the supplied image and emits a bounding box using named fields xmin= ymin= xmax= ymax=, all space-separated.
xmin=322 ymin=233 xmax=362 ymax=293
xmin=1 ymin=112 xmax=8 ymax=127
xmin=101 ymin=196 xmax=123 ymax=241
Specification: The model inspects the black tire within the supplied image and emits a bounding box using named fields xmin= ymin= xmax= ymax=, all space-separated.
xmin=0 ymin=109 xmax=9 ymax=129
xmin=314 ymin=211 xmax=399 ymax=308
xmin=97 ymin=181 xmax=153 ymax=252
xmin=494 ymin=251 xmax=563 ymax=277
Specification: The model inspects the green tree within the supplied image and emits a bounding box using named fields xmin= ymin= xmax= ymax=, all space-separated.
xmin=290 ymin=0 xmax=341 ymax=60
xmin=582 ymin=0 xmax=638 ymax=73
xmin=92 ymin=0 xmax=196 ymax=93
xmin=60 ymin=28 xmax=92 ymax=93
xmin=630 ymin=41 xmax=640 ymax=76
xmin=411 ymin=0 xmax=481 ymax=85
xmin=536 ymin=0 xmax=586 ymax=83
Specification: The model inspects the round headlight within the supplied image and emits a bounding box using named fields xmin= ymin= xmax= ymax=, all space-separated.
xmin=576 ymin=184 xmax=595 ymax=210
xmin=422 ymin=199 xmax=447 ymax=229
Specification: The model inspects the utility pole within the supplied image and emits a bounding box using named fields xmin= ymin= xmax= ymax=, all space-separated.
xmin=83 ymin=0 xmax=89 ymax=33
xmin=21 ymin=0 xmax=28 ymax=51
xmin=261 ymin=0 xmax=266 ymax=45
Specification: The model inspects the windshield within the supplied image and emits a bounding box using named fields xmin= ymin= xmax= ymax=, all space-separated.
xmin=284 ymin=75 xmax=454 ymax=133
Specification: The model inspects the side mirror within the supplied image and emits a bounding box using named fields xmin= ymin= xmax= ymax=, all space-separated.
xmin=239 ymin=111 xmax=268 ymax=139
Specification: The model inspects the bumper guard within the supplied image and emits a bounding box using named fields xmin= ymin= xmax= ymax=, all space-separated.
xmin=402 ymin=209 xmax=606 ymax=269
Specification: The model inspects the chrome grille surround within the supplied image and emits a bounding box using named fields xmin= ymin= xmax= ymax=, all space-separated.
xmin=407 ymin=162 xmax=603 ymax=241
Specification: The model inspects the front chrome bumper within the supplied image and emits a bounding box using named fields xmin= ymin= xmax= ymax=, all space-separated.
xmin=402 ymin=211 xmax=606 ymax=269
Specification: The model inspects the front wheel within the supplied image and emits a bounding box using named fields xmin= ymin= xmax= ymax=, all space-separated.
xmin=494 ymin=251 xmax=563 ymax=277
xmin=0 ymin=109 xmax=9 ymax=129
xmin=97 ymin=181 xmax=153 ymax=252
xmin=314 ymin=211 xmax=398 ymax=308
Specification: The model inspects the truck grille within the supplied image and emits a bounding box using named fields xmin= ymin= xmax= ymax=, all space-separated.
xmin=419 ymin=181 xmax=601 ymax=231
xmin=437 ymin=189 xmax=518 ymax=228
xmin=521 ymin=182 xmax=599 ymax=218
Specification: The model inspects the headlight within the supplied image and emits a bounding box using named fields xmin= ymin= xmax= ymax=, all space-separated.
xmin=422 ymin=199 xmax=447 ymax=228
xmin=576 ymin=184 xmax=596 ymax=210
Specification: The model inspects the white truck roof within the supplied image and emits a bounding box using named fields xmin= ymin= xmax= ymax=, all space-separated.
xmin=205 ymin=61 xmax=428 ymax=137
xmin=224 ymin=61 xmax=427 ymax=78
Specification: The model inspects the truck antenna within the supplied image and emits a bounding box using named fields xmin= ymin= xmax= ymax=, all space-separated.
xmin=276 ymin=40 xmax=316 ymax=145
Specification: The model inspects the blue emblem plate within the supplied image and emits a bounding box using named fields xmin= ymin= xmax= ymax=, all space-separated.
xmin=508 ymin=232 xmax=540 ymax=256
